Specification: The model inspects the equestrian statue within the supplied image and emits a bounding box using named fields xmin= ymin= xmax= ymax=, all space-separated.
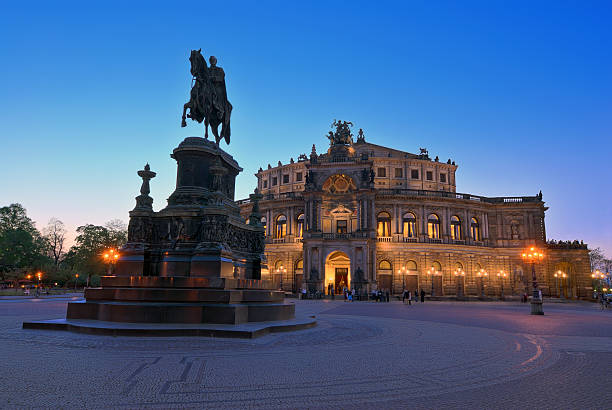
xmin=181 ymin=49 xmax=233 ymax=145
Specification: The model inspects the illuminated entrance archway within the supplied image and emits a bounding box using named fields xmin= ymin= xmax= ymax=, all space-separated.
xmin=325 ymin=251 xmax=351 ymax=295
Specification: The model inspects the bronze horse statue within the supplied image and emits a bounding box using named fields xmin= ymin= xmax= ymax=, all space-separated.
xmin=181 ymin=49 xmax=232 ymax=145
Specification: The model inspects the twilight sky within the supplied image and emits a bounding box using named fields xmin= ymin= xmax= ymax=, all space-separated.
xmin=1 ymin=1 xmax=611 ymax=255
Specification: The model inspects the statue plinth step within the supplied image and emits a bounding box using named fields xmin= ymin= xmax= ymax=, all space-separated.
xmin=66 ymin=300 xmax=295 ymax=325
xmin=100 ymin=276 xmax=274 ymax=290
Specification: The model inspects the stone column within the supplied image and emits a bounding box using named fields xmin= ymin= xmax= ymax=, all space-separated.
xmin=305 ymin=200 xmax=310 ymax=232
xmin=357 ymin=198 xmax=362 ymax=231
xmin=370 ymin=199 xmax=376 ymax=232
xmin=421 ymin=205 xmax=426 ymax=240
xmin=393 ymin=204 xmax=399 ymax=234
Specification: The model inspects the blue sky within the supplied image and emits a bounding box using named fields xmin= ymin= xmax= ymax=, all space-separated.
xmin=1 ymin=1 xmax=610 ymax=255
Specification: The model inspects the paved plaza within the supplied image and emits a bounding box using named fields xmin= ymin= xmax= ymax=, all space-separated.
xmin=2 ymin=297 xmax=612 ymax=409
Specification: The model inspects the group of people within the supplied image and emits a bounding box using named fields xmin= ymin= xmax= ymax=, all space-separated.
xmin=402 ymin=289 xmax=426 ymax=305
xmin=372 ymin=289 xmax=390 ymax=302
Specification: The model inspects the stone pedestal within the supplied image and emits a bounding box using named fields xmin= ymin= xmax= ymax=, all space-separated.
xmin=24 ymin=137 xmax=313 ymax=337
xmin=530 ymin=300 xmax=544 ymax=315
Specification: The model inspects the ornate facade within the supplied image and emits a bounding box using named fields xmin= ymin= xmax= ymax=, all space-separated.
xmin=239 ymin=122 xmax=591 ymax=299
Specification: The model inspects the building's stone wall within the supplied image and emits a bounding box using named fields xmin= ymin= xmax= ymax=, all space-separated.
xmin=238 ymin=136 xmax=591 ymax=298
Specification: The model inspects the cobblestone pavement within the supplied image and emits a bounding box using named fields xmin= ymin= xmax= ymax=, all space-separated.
xmin=2 ymin=298 xmax=612 ymax=409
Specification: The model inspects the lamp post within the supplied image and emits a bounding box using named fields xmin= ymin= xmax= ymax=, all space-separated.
xmin=427 ymin=267 xmax=436 ymax=296
xmin=74 ymin=273 xmax=79 ymax=291
xmin=591 ymin=270 xmax=605 ymax=298
xmin=496 ymin=270 xmax=507 ymax=300
xmin=398 ymin=266 xmax=407 ymax=293
xmin=554 ymin=270 xmax=567 ymax=298
xmin=477 ymin=269 xmax=488 ymax=298
xmin=521 ymin=246 xmax=545 ymax=315
xmin=36 ymin=271 xmax=42 ymax=288
xmin=103 ymin=248 xmax=120 ymax=275
xmin=275 ymin=266 xmax=287 ymax=291
xmin=453 ymin=269 xmax=465 ymax=298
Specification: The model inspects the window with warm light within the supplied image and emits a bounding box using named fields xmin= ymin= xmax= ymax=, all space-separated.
xmin=402 ymin=213 xmax=417 ymax=238
xmin=261 ymin=216 xmax=267 ymax=235
xmin=336 ymin=220 xmax=348 ymax=234
xmin=470 ymin=217 xmax=481 ymax=241
xmin=450 ymin=216 xmax=461 ymax=240
xmin=427 ymin=214 xmax=440 ymax=239
xmin=296 ymin=214 xmax=304 ymax=238
xmin=275 ymin=215 xmax=287 ymax=238
xmin=379 ymin=260 xmax=392 ymax=270
xmin=377 ymin=212 xmax=392 ymax=237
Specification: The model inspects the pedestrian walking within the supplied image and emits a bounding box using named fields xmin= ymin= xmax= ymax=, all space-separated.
xmin=420 ymin=289 xmax=425 ymax=303
xmin=407 ymin=290 xmax=412 ymax=305
xmin=413 ymin=290 xmax=418 ymax=304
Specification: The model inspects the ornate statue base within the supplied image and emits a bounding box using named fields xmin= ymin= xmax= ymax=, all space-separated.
xmin=24 ymin=137 xmax=315 ymax=337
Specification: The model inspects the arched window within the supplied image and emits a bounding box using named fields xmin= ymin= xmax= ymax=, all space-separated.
xmin=275 ymin=215 xmax=287 ymax=238
xmin=296 ymin=214 xmax=304 ymax=238
xmin=377 ymin=212 xmax=392 ymax=237
xmin=379 ymin=260 xmax=392 ymax=270
xmin=427 ymin=214 xmax=440 ymax=239
xmin=261 ymin=217 xmax=267 ymax=235
xmin=471 ymin=217 xmax=481 ymax=241
xmin=295 ymin=259 xmax=303 ymax=271
xmin=450 ymin=216 xmax=461 ymax=240
xmin=402 ymin=212 xmax=417 ymax=238
xmin=406 ymin=260 xmax=418 ymax=271
xmin=455 ymin=262 xmax=464 ymax=270
xmin=274 ymin=260 xmax=284 ymax=270
xmin=432 ymin=261 xmax=442 ymax=272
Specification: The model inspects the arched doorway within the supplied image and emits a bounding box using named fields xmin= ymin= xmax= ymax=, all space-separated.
xmin=554 ymin=261 xmax=575 ymax=298
xmin=294 ymin=259 xmax=303 ymax=293
xmin=325 ymin=251 xmax=351 ymax=295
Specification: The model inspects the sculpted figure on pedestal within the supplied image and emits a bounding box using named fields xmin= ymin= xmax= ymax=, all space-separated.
xmin=181 ymin=49 xmax=232 ymax=145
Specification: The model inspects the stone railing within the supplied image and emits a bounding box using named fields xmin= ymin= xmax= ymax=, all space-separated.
xmin=376 ymin=189 xmax=541 ymax=204
xmin=238 ymin=189 xmax=540 ymax=206
xmin=547 ymin=240 xmax=588 ymax=250
xmin=380 ymin=236 xmax=491 ymax=247
xmin=307 ymin=231 xmax=369 ymax=240
xmin=237 ymin=192 xmax=304 ymax=206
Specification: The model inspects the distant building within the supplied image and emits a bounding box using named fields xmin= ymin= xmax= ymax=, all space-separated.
xmin=239 ymin=123 xmax=591 ymax=298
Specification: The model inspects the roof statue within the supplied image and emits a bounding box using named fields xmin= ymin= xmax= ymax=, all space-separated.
xmin=356 ymin=128 xmax=366 ymax=143
xmin=327 ymin=120 xmax=354 ymax=146
xmin=181 ymin=49 xmax=233 ymax=145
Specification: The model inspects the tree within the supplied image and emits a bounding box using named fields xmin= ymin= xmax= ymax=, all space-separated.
xmin=105 ymin=219 xmax=128 ymax=247
xmin=63 ymin=221 xmax=127 ymax=279
xmin=42 ymin=218 xmax=66 ymax=267
xmin=0 ymin=204 xmax=49 ymax=282
xmin=590 ymin=248 xmax=608 ymax=271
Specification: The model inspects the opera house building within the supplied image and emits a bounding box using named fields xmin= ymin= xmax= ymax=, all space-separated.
xmin=239 ymin=122 xmax=591 ymax=299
